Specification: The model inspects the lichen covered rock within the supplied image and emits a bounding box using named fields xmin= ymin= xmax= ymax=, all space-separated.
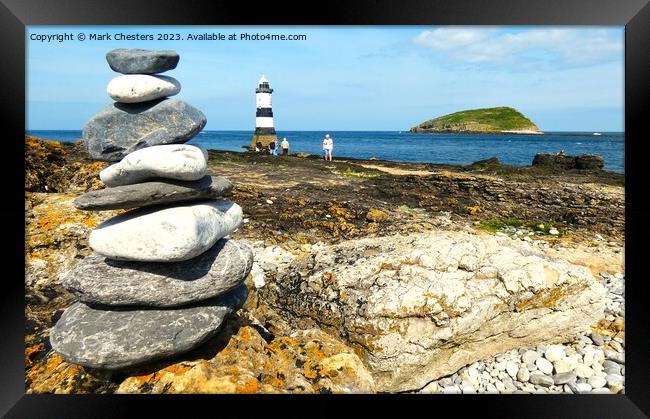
xmin=258 ymin=231 xmax=607 ymax=391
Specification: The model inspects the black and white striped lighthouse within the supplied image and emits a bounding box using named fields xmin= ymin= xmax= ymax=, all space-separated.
xmin=250 ymin=74 xmax=278 ymax=150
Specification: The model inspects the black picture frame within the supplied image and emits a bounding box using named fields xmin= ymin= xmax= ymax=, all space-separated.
xmin=3 ymin=0 xmax=649 ymax=417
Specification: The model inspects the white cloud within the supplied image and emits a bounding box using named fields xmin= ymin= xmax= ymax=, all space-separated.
xmin=413 ymin=28 xmax=622 ymax=67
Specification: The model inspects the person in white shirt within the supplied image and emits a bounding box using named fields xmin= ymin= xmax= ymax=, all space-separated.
xmin=322 ymin=134 xmax=334 ymax=161
xmin=281 ymin=137 xmax=290 ymax=155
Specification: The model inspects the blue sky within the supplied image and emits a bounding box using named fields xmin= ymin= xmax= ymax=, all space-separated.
xmin=26 ymin=26 xmax=624 ymax=131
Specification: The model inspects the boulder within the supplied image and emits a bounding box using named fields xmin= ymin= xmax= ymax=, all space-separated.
xmin=107 ymin=74 xmax=180 ymax=103
xmin=89 ymin=200 xmax=242 ymax=262
xmin=106 ymin=48 xmax=179 ymax=74
xmin=49 ymin=284 xmax=247 ymax=370
xmin=83 ymin=99 xmax=206 ymax=161
xmin=258 ymin=231 xmax=607 ymax=392
xmin=63 ymin=239 xmax=253 ymax=307
xmin=74 ymin=175 xmax=232 ymax=210
xmin=532 ymin=153 xmax=604 ymax=171
xmin=99 ymin=144 xmax=207 ymax=187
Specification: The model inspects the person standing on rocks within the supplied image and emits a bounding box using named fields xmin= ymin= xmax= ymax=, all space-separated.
xmin=281 ymin=137 xmax=289 ymax=155
xmin=322 ymin=134 xmax=333 ymax=161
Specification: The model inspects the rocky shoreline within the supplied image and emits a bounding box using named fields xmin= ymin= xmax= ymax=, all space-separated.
xmin=25 ymin=136 xmax=624 ymax=394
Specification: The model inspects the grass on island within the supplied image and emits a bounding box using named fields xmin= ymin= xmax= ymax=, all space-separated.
xmin=414 ymin=107 xmax=539 ymax=132
xmin=479 ymin=217 xmax=561 ymax=236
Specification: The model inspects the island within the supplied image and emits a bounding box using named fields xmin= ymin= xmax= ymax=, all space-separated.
xmin=410 ymin=106 xmax=542 ymax=134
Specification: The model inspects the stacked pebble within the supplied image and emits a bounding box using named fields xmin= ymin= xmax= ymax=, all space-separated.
xmin=49 ymin=48 xmax=253 ymax=370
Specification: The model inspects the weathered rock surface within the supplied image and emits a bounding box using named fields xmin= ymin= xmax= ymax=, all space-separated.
xmin=106 ymin=48 xmax=179 ymax=74
xmin=74 ymin=175 xmax=232 ymax=210
xmin=83 ymin=99 xmax=206 ymax=161
xmin=89 ymin=199 xmax=242 ymax=262
xmin=258 ymin=231 xmax=607 ymax=392
xmin=63 ymin=239 xmax=253 ymax=307
xmin=116 ymin=324 xmax=375 ymax=394
xmin=107 ymin=74 xmax=180 ymax=103
xmin=99 ymin=144 xmax=207 ymax=187
xmin=49 ymin=284 xmax=248 ymax=370
xmin=532 ymin=154 xmax=604 ymax=171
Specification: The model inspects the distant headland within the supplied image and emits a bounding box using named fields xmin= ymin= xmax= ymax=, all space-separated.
xmin=410 ymin=106 xmax=542 ymax=135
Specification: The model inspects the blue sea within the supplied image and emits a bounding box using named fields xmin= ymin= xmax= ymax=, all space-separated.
xmin=27 ymin=130 xmax=625 ymax=173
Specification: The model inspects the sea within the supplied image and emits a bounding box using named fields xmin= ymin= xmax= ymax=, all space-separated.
xmin=26 ymin=130 xmax=625 ymax=173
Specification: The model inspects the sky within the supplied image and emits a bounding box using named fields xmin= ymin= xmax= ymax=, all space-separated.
xmin=26 ymin=26 xmax=624 ymax=132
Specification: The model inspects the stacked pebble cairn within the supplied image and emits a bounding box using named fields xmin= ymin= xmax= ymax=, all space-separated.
xmin=49 ymin=48 xmax=253 ymax=370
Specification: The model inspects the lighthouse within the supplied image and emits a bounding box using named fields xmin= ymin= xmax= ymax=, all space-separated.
xmin=250 ymin=74 xmax=278 ymax=150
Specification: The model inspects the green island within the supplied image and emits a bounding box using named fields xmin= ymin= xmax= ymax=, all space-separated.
xmin=410 ymin=106 xmax=541 ymax=134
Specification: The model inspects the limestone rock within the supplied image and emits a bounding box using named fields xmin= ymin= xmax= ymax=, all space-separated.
xmin=106 ymin=48 xmax=179 ymax=74
xmin=89 ymin=200 xmax=242 ymax=262
xmin=83 ymin=99 xmax=206 ymax=161
xmin=107 ymin=74 xmax=180 ymax=103
xmin=63 ymin=239 xmax=253 ymax=307
xmin=74 ymin=175 xmax=233 ymax=210
xmin=49 ymin=284 xmax=248 ymax=370
xmin=99 ymin=144 xmax=207 ymax=187
xmin=258 ymin=230 xmax=607 ymax=392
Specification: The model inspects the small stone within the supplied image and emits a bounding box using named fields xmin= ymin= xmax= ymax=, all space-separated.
xmin=522 ymin=350 xmax=540 ymax=364
xmin=536 ymin=357 xmax=554 ymax=375
xmin=608 ymin=383 xmax=624 ymax=394
xmin=589 ymin=332 xmax=604 ymax=346
xmin=553 ymin=372 xmax=577 ymax=385
xmin=485 ymin=383 xmax=498 ymax=393
xmin=529 ymin=373 xmax=554 ymax=387
xmin=553 ymin=359 xmax=572 ymax=374
xmin=100 ymin=144 xmax=207 ymax=187
xmin=605 ymin=350 xmax=625 ymax=364
xmin=442 ymin=386 xmax=459 ymax=394
xmin=588 ymin=376 xmax=607 ymax=389
xmin=544 ymin=345 xmax=566 ymax=362
xmin=608 ymin=340 xmax=624 ymax=353
xmin=605 ymin=373 xmax=624 ymax=386
xmin=107 ymin=74 xmax=180 ymax=103
xmin=495 ymin=360 xmax=507 ymax=371
xmin=106 ymin=48 xmax=179 ymax=74
xmin=494 ymin=380 xmax=505 ymax=392
xmin=592 ymin=387 xmax=613 ymax=394
xmin=549 ymin=228 xmax=559 ymax=235
xmin=266 ymin=199 xmax=274 ymax=204
xmin=83 ymin=99 xmax=206 ymax=161
xmin=74 ymin=176 xmax=232 ymax=211
xmin=517 ymin=366 xmax=530 ymax=382
xmin=89 ymin=200 xmax=242 ymax=262
xmin=603 ymin=360 xmax=621 ymax=375
xmin=506 ymin=361 xmax=518 ymax=378
xmin=573 ymin=364 xmax=595 ymax=378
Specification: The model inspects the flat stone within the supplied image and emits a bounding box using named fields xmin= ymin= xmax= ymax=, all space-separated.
xmin=106 ymin=48 xmax=179 ymax=74
xmin=100 ymin=144 xmax=207 ymax=187
xmin=89 ymin=200 xmax=242 ymax=262
xmin=74 ymin=176 xmax=232 ymax=211
xmin=83 ymin=99 xmax=206 ymax=161
xmin=529 ymin=373 xmax=554 ymax=387
xmin=573 ymin=364 xmax=595 ymax=378
xmin=553 ymin=359 xmax=572 ymax=374
xmin=50 ymin=284 xmax=247 ymax=369
xmin=63 ymin=238 xmax=253 ymax=307
xmin=553 ymin=371 xmax=577 ymax=385
xmin=107 ymin=74 xmax=181 ymax=103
